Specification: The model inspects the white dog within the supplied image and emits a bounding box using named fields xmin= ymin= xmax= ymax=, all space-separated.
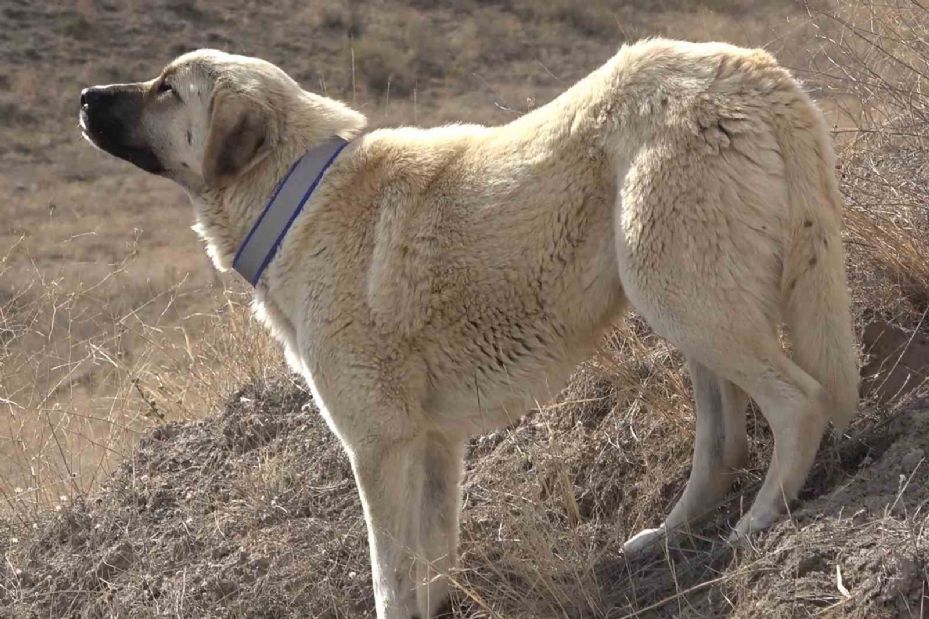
xmin=80 ymin=38 xmax=858 ymax=618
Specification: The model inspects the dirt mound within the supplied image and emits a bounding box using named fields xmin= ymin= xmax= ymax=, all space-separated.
xmin=2 ymin=381 xmax=371 ymax=618
xmin=734 ymin=404 xmax=929 ymax=618
xmin=3 ymin=369 xmax=926 ymax=617
xmin=609 ymin=402 xmax=929 ymax=619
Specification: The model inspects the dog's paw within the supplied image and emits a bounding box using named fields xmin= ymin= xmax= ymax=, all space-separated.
xmin=728 ymin=509 xmax=779 ymax=546
xmin=622 ymin=526 xmax=666 ymax=557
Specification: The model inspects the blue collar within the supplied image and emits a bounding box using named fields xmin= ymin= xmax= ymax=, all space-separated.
xmin=232 ymin=136 xmax=349 ymax=286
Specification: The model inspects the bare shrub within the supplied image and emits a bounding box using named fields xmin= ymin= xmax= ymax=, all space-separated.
xmin=352 ymin=7 xmax=455 ymax=96
xmin=312 ymin=0 xmax=364 ymax=37
xmin=511 ymin=0 xmax=621 ymax=39
xmin=810 ymin=0 xmax=929 ymax=320
xmin=354 ymin=36 xmax=416 ymax=95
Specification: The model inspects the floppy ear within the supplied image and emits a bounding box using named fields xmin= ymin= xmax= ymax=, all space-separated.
xmin=202 ymin=89 xmax=271 ymax=187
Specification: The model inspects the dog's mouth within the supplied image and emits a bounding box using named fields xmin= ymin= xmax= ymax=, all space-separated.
xmin=79 ymin=97 xmax=164 ymax=175
xmin=79 ymin=109 xmax=100 ymax=150
xmin=80 ymin=112 xmax=164 ymax=174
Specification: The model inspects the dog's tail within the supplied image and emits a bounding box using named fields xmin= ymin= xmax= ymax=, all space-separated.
xmin=776 ymin=94 xmax=859 ymax=432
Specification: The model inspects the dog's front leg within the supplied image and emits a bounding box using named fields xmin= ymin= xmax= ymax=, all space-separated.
xmin=351 ymin=435 xmax=425 ymax=619
xmin=414 ymin=434 xmax=464 ymax=617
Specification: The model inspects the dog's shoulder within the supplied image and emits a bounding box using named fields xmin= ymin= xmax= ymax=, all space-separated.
xmin=353 ymin=125 xmax=494 ymax=336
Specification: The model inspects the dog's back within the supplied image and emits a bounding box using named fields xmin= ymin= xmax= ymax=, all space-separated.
xmin=320 ymin=39 xmax=854 ymax=433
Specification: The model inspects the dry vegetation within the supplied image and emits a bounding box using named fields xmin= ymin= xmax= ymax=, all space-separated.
xmin=0 ymin=0 xmax=928 ymax=617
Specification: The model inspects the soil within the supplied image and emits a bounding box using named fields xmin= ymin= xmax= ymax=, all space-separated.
xmin=3 ymin=372 xmax=926 ymax=618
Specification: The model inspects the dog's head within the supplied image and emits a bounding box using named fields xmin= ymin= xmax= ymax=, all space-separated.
xmin=80 ymin=49 xmax=361 ymax=192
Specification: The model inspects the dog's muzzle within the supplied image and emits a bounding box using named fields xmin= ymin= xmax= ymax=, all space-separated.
xmin=80 ymin=84 xmax=164 ymax=174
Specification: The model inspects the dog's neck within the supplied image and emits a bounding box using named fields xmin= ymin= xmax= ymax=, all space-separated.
xmin=191 ymin=92 xmax=366 ymax=276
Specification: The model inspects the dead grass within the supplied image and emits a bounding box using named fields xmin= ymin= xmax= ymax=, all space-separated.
xmin=810 ymin=0 xmax=929 ymax=321
xmin=0 ymin=247 xmax=283 ymax=517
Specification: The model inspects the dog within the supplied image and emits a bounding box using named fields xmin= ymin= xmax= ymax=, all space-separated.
xmin=80 ymin=39 xmax=859 ymax=618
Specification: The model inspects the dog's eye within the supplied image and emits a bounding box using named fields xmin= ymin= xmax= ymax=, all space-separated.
xmin=157 ymin=81 xmax=174 ymax=95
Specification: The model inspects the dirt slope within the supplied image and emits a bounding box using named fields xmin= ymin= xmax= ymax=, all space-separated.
xmin=3 ymin=374 xmax=925 ymax=618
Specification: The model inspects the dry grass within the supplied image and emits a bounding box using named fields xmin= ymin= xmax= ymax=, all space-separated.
xmin=1 ymin=0 xmax=929 ymax=617
xmin=808 ymin=0 xmax=929 ymax=323
xmin=0 ymin=250 xmax=282 ymax=517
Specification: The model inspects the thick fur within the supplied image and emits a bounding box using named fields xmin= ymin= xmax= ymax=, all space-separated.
xmin=80 ymin=39 xmax=859 ymax=618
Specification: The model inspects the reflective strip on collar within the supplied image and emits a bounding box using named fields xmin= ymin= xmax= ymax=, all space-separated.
xmin=233 ymin=137 xmax=349 ymax=286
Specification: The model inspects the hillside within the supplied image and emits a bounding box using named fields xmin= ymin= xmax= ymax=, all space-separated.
xmin=4 ymin=374 xmax=927 ymax=617
xmin=2 ymin=0 xmax=929 ymax=617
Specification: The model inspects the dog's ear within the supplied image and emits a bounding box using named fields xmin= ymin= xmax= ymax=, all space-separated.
xmin=203 ymin=88 xmax=272 ymax=187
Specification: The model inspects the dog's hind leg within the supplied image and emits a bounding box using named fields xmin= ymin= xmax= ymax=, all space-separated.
xmin=726 ymin=353 xmax=829 ymax=539
xmin=613 ymin=160 xmax=832 ymax=547
xmin=667 ymin=361 xmax=749 ymax=529
xmin=623 ymin=360 xmax=748 ymax=555
xmin=414 ymin=434 xmax=464 ymax=617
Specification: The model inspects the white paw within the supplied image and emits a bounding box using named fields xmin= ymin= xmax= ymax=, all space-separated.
xmin=622 ymin=526 xmax=666 ymax=557
xmin=728 ymin=510 xmax=779 ymax=544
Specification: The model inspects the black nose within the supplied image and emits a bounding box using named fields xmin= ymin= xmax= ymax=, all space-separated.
xmin=80 ymin=86 xmax=106 ymax=109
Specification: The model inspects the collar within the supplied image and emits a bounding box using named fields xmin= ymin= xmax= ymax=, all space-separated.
xmin=232 ymin=136 xmax=349 ymax=286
